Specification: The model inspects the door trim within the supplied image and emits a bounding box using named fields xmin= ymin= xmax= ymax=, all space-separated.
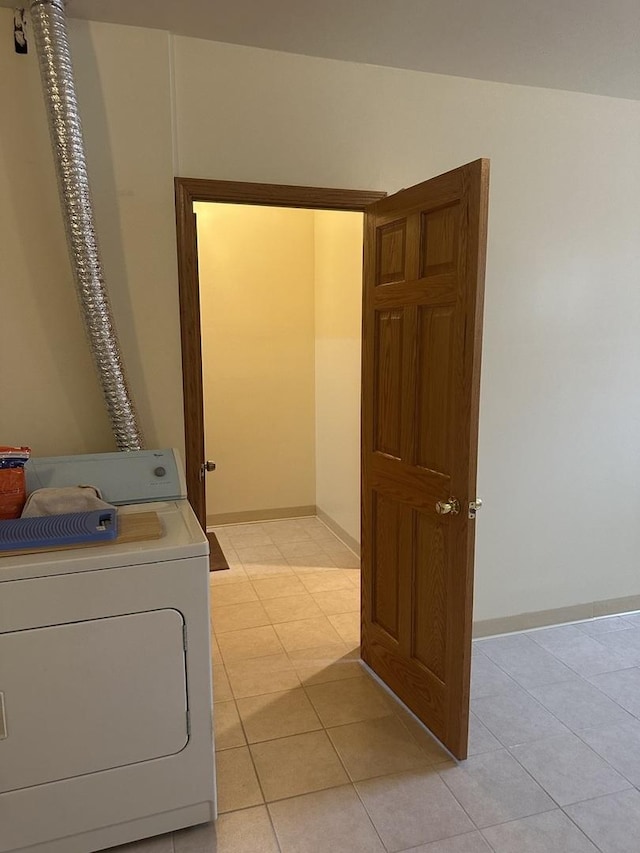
xmin=174 ymin=177 xmax=386 ymax=525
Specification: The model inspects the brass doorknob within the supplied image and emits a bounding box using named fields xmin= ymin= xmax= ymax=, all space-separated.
xmin=199 ymin=460 xmax=217 ymax=480
xmin=435 ymin=498 xmax=460 ymax=516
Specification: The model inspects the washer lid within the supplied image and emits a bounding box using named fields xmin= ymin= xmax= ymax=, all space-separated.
xmin=0 ymin=500 xmax=208 ymax=581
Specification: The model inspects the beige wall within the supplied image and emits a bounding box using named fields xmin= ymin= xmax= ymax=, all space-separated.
xmin=0 ymin=14 xmax=182 ymax=457
xmin=314 ymin=211 xmax=363 ymax=544
xmin=3 ymin=9 xmax=640 ymax=621
xmin=196 ymin=203 xmax=316 ymax=518
xmin=1 ymin=14 xmax=112 ymax=455
xmin=197 ymin=205 xmax=362 ymax=530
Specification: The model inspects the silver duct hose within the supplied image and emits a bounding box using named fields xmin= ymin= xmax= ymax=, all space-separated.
xmin=30 ymin=0 xmax=144 ymax=451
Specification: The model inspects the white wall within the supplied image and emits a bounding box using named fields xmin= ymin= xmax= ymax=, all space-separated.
xmin=196 ymin=203 xmax=316 ymax=519
xmin=314 ymin=211 xmax=363 ymax=545
xmin=3 ymin=8 xmax=640 ymax=621
xmin=173 ymin=37 xmax=640 ymax=622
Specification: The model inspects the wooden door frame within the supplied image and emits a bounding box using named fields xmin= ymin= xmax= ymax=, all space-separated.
xmin=174 ymin=177 xmax=386 ymax=527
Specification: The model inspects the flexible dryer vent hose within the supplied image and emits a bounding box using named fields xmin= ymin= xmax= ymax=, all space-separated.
xmin=29 ymin=0 xmax=144 ymax=451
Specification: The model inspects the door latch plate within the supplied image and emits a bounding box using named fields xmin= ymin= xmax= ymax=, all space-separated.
xmin=468 ymin=498 xmax=483 ymax=520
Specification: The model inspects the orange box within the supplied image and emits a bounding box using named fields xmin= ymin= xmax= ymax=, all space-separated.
xmin=0 ymin=446 xmax=31 ymax=520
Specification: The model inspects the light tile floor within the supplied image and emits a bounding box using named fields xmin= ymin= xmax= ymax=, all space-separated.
xmin=109 ymin=517 xmax=640 ymax=853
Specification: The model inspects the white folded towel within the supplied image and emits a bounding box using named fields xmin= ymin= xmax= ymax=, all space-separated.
xmin=21 ymin=486 xmax=115 ymax=517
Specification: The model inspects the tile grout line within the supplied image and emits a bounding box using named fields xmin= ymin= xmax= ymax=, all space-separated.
xmin=187 ymin=799 xmax=285 ymax=853
xmin=468 ymin=651 xmax=640 ymax=839
xmin=473 ymin=641 xmax=640 ymax=789
xmin=526 ymin=627 xmax=640 ymax=682
xmin=473 ymin=637 xmax=634 ymax=731
xmin=570 ymin=724 xmax=640 ymax=791
xmin=215 ymin=590 xmax=361 ymax=820
xmin=214 ymin=610 xmax=355 ymax=644
xmin=227 ymin=526 xmax=614 ymax=842
xmin=347 ymin=777 xmax=400 ymax=853
xmin=346 ymin=741 xmax=479 ymax=852
xmin=468 ymin=635 xmax=637 ymax=834
xmin=557 ymin=794 xmax=616 ymax=853
xmin=518 ymin=663 xmax=640 ymax=713
xmin=437 ymin=755 xmax=559 ymax=832
xmin=220 ymin=520 xmax=493 ymax=840
xmin=232 ymin=692 xmax=271 ymax=814
xmin=486 ymin=723 xmax=632 ymax=813
xmin=447 ymin=653 xmax=589 ymax=828
xmin=218 ymin=519 xmax=357 ymax=566
xmin=476 ymin=830 xmax=499 ymax=853
xmin=222 ymin=661 xmax=465 ymax=806
xmin=476 ymin=810 xmax=600 ymax=853
xmin=290 ymin=682 xmax=391 ymax=853
xmin=239 ymin=719 xmax=286 ymax=853
xmin=214 ymin=531 xmax=621 ymax=851
xmin=241 ymin=691 xmax=369 ymax=845
xmin=556 ymin=784 xmax=635 ymax=810
xmin=211 ymin=585 xmax=604 ymax=847
xmin=264 ymin=803 xmax=285 ymax=853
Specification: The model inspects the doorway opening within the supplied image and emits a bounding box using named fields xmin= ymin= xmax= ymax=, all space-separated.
xmin=175 ymin=184 xmax=380 ymax=746
xmin=194 ymin=201 xmax=367 ymax=733
xmin=195 ymin=202 xmax=364 ymax=553
xmin=174 ymin=179 xmax=385 ymax=530
xmin=175 ymin=165 xmax=489 ymax=762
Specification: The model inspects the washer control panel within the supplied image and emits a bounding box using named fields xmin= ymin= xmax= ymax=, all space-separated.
xmin=25 ymin=449 xmax=186 ymax=505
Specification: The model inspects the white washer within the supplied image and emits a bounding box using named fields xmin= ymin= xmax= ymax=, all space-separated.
xmin=0 ymin=450 xmax=216 ymax=853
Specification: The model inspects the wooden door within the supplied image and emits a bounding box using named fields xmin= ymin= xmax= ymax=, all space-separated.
xmin=361 ymin=159 xmax=489 ymax=759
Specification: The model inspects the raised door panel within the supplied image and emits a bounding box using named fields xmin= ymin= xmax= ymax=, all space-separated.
xmin=371 ymin=491 xmax=402 ymax=640
xmin=376 ymin=220 xmax=407 ymax=285
xmin=412 ymin=510 xmax=448 ymax=683
xmin=420 ymin=202 xmax=461 ymax=277
xmin=374 ymin=309 xmax=404 ymax=459
xmin=416 ymin=305 xmax=455 ymax=474
xmin=0 ymin=609 xmax=188 ymax=793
